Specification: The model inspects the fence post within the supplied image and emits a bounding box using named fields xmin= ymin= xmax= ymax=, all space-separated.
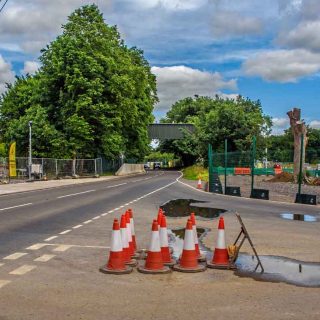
xmin=208 ymin=144 xmax=213 ymax=192
xmin=55 ymin=159 xmax=58 ymax=177
xmin=250 ymin=136 xmax=256 ymax=196
xmin=298 ymin=134 xmax=304 ymax=196
xmin=224 ymin=139 xmax=227 ymax=194
xmin=94 ymin=158 xmax=97 ymax=176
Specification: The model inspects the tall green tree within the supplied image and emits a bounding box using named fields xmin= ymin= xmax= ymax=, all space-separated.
xmin=0 ymin=5 xmax=157 ymax=159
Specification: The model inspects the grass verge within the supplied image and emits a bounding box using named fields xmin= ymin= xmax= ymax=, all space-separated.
xmin=182 ymin=165 xmax=208 ymax=181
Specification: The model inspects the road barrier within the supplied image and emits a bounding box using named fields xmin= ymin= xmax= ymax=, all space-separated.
xmin=115 ymin=163 xmax=145 ymax=176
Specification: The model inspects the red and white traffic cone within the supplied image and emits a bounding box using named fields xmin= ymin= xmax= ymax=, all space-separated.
xmin=157 ymin=208 xmax=163 ymax=225
xmin=159 ymin=215 xmax=175 ymax=266
xmin=197 ymin=177 xmax=202 ymax=189
xmin=99 ymin=219 xmax=132 ymax=274
xmin=207 ymin=217 xmax=233 ymax=269
xmin=128 ymin=209 xmax=137 ymax=251
xmin=190 ymin=213 xmax=206 ymax=262
xmin=120 ymin=215 xmax=137 ymax=266
xmin=138 ymin=220 xmax=171 ymax=274
xmin=125 ymin=211 xmax=139 ymax=259
xmin=173 ymin=219 xmax=206 ymax=273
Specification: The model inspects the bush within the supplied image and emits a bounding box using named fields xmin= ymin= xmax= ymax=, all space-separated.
xmin=182 ymin=165 xmax=208 ymax=181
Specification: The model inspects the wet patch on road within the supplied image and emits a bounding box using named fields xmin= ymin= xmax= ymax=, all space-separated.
xmin=235 ymin=254 xmax=320 ymax=287
xmin=280 ymin=212 xmax=317 ymax=222
xmin=160 ymin=199 xmax=226 ymax=219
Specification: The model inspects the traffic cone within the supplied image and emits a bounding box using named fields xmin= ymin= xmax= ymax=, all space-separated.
xmin=190 ymin=213 xmax=206 ymax=262
xmin=99 ymin=219 xmax=132 ymax=274
xmin=207 ymin=217 xmax=234 ymax=269
xmin=120 ymin=215 xmax=137 ymax=266
xmin=159 ymin=215 xmax=175 ymax=266
xmin=197 ymin=176 xmax=202 ymax=189
xmin=125 ymin=211 xmax=139 ymax=259
xmin=138 ymin=220 xmax=171 ymax=274
xmin=128 ymin=209 xmax=137 ymax=250
xmin=173 ymin=219 xmax=206 ymax=273
xmin=157 ymin=208 xmax=163 ymax=225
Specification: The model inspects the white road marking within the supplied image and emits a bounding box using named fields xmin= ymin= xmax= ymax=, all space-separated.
xmin=0 ymin=280 xmax=11 ymax=289
xmin=57 ymin=190 xmax=95 ymax=199
xmin=119 ymin=205 xmax=124 ymax=209
xmin=0 ymin=263 xmax=4 ymax=267
xmin=3 ymin=252 xmax=28 ymax=260
xmin=101 ymin=213 xmax=108 ymax=216
xmin=48 ymin=243 xmax=110 ymax=249
xmin=44 ymin=236 xmax=58 ymax=242
xmin=59 ymin=229 xmax=71 ymax=235
xmin=106 ymin=183 xmax=127 ymax=189
xmin=34 ymin=254 xmax=56 ymax=262
xmin=26 ymin=243 xmax=48 ymax=250
xmin=53 ymin=245 xmax=73 ymax=252
xmin=83 ymin=220 xmax=92 ymax=224
xmin=114 ymin=207 xmax=120 ymax=211
xmin=108 ymin=210 xmax=114 ymax=213
xmin=0 ymin=203 xmax=33 ymax=212
xmin=72 ymin=224 xmax=83 ymax=229
xmin=124 ymin=203 xmax=130 ymax=206
xmin=9 ymin=265 xmax=36 ymax=275
xmin=92 ymin=216 xmax=100 ymax=220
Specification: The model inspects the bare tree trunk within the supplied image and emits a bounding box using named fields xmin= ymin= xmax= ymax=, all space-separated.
xmin=287 ymin=108 xmax=308 ymax=181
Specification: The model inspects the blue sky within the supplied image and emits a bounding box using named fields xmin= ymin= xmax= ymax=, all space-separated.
xmin=0 ymin=0 xmax=320 ymax=134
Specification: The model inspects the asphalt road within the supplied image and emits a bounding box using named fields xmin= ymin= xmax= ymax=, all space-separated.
xmin=0 ymin=170 xmax=319 ymax=319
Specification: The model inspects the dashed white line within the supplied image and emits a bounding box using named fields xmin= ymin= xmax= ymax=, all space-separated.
xmin=106 ymin=183 xmax=127 ymax=189
xmin=44 ymin=236 xmax=58 ymax=242
xmin=9 ymin=265 xmax=36 ymax=275
xmin=114 ymin=207 xmax=120 ymax=211
xmin=92 ymin=216 xmax=100 ymax=220
xmin=72 ymin=224 xmax=83 ymax=229
xmin=0 ymin=263 xmax=4 ymax=267
xmin=124 ymin=203 xmax=130 ymax=206
xmin=59 ymin=229 xmax=71 ymax=235
xmin=34 ymin=254 xmax=56 ymax=262
xmin=3 ymin=252 xmax=28 ymax=260
xmin=101 ymin=213 xmax=108 ymax=216
xmin=83 ymin=220 xmax=92 ymax=224
xmin=57 ymin=190 xmax=95 ymax=199
xmin=108 ymin=210 xmax=114 ymax=213
xmin=53 ymin=245 xmax=73 ymax=252
xmin=0 ymin=203 xmax=33 ymax=212
xmin=0 ymin=280 xmax=11 ymax=289
xmin=26 ymin=243 xmax=48 ymax=250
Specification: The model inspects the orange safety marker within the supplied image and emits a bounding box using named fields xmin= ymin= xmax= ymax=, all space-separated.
xmin=197 ymin=176 xmax=202 ymax=189
xmin=99 ymin=219 xmax=132 ymax=274
xmin=138 ymin=220 xmax=171 ymax=274
xmin=157 ymin=208 xmax=163 ymax=225
xmin=120 ymin=215 xmax=137 ymax=266
xmin=190 ymin=213 xmax=206 ymax=262
xmin=159 ymin=215 xmax=175 ymax=266
xmin=125 ymin=211 xmax=139 ymax=259
xmin=128 ymin=209 xmax=137 ymax=250
xmin=173 ymin=219 xmax=206 ymax=273
xmin=207 ymin=216 xmax=233 ymax=269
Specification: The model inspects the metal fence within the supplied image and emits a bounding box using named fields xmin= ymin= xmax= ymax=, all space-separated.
xmin=0 ymin=157 xmax=103 ymax=181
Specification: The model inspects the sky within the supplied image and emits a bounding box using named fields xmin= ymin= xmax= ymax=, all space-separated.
xmin=0 ymin=0 xmax=320 ymax=134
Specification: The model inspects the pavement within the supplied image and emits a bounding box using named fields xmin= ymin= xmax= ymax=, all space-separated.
xmin=0 ymin=171 xmax=319 ymax=319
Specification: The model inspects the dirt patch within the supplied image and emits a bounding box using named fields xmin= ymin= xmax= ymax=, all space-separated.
xmin=267 ymin=172 xmax=294 ymax=183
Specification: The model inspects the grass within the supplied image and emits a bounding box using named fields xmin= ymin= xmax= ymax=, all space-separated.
xmin=182 ymin=165 xmax=208 ymax=181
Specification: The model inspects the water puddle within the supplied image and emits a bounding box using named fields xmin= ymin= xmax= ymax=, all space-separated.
xmin=168 ymin=227 xmax=211 ymax=260
xmin=235 ymin=254 xmax=320 ymax=287
xmin=160 ymin=199 xmax=226 ymax=219
xmin=280 ymin=213 xmax=317 ymax=222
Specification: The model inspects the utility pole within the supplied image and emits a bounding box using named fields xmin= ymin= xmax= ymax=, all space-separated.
xmin=28 ymin=121 xmax=32 ymax=180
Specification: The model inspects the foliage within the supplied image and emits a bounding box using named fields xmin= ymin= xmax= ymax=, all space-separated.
xmin=0 ymin=5 xmax=156 ymax=159
xmin=144 ymin=151 xmax=176 ymax=162
xmin=159 ymin=95 xmax=271 ymax=165
xmin=182 ymin=165 xmax=208 ymax=181
xmin=0 ymin=143 xmax=5 ymax=157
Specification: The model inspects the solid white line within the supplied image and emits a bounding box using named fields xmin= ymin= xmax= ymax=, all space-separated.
xmin=124 ymin=203 xmax=130 ymax=206
xmin=108 ymin=210 xmax=114 ymax=213
xmin=57 ymin=190 xmax=95 ymax=199
xmin=0 ymin=203 xmax=33 ymax=212
xmin=72 ymin=224 xmax=83 ymax=229
xmin=34 ymin=254 xmax=56 ymax=262
xmin=9 ymin=265 xmax=36 ymax=275
xmin=26 ymin=243 xmax=48 ymax=250
xmin=114 ymin=207 xmax=120 ymax=211
xmin=53 ymin=245 xmax=73 ymax=252
xmin=106 ymin=183 xmax=127 ymax=189
xmin=59 ymin=229 xmax=71 ymax=235
xmin=44 ymin=236 xmax=58 ymax=242
xmin=48 ymin=243 xmax=110 ymax=249
xmin=3 ymin=252 xmax=28 ymax=260
xmin=101 ymin=213 xmax=108 ymax=216
xmin=83 ymin=220 xmax=92 ymax=224
xmin=92 ymin=216 xmax=100 ymax=220
xmin=0 ymin=280 xmax=11 ymax=289
xmin=0 ymin=263 xmax=4 ymax=267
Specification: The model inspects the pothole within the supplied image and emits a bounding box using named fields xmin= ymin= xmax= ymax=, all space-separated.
xmin=160 ymin=199 xmax=226 ymax=219
xmin=235 ymin=254 xmax=320 ymax=287
xmin=280 ymin=213 xmax=317 ymax=222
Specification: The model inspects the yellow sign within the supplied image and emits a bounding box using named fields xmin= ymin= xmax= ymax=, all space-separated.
xmin=9 ymin=142 xmax=16 ymax=177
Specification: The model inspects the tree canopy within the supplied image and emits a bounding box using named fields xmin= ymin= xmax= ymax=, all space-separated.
xmin=159 ymin=95 xmax=271 ymax=165
xmin=0 ymin=5 xmax=157 ymax=159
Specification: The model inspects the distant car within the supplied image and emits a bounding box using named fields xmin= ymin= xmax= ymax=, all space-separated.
xmin=154 ymin=162 xmax=161 ymax=170
xmin=144 ymin=163 xmax=150 ymax=170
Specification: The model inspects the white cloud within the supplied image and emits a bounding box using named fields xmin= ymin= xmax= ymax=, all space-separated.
xmin=242 ymin=49 xmax=320 ymax=82
xmin=271 ymin=117 xmax=290 ymax=134
xmin=131 ymin=0 xmax=207 ymax=11
xmin=309 ymin=120 xmax=320 ymax=128
xmin=21 ymin=61 xmax=40 ymax=75
xmin=0 ymin=55 xmax=15 ymax=94
xmin=211 ymin=10 xmax=263 ymax=38
xmin=152 ymin=65 xmax=237 ymax=111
